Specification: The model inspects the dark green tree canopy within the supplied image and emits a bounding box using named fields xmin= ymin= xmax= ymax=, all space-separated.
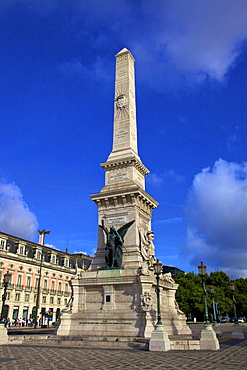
xmin=175 ymin=271 xmax=247 ymax=320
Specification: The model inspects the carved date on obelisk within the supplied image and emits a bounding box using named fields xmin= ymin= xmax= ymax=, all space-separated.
xmin=99 ymin=220 xmax=135 ymax=268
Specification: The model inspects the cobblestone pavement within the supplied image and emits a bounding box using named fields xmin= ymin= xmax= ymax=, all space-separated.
xmin=0 ymin=339 xmax=247 ymax=370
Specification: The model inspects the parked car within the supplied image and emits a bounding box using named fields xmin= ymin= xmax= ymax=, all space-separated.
xmin=220 ymin=316 xmax=230 ymax=323
xmin=238 ymin=317 xmax=245 ymax=323
xmin=229 ymin=317 xmax=236 ymax=323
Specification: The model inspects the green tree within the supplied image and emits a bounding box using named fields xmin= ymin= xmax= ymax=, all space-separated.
xmin=175 ymin=272 xmax=204 ymax=321
xmin=174 ymin=270 xmax=245 ymax=321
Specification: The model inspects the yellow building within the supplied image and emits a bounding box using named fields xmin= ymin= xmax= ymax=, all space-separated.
xmin=0 ymin=231 xmax=92 ymax=324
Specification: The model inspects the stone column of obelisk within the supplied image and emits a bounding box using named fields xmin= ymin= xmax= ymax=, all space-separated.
xmin=90 ymin=48 xmax=158 ymax=271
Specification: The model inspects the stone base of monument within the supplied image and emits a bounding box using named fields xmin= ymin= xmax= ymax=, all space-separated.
xmin=7 ymin=333 xmax=200 ymax=350
xmin=0 ymin=324 xmax=9 ymax=345
xmin=149 ymin=324 xmax=170 ymax=351
xmin=56 ymin=268 xmax=192 ymax=340
xmin=213 ymin=323 xmax=222 ymax=337
xmin=200 ymin=324 xmax=220 ymax=350
xmin=232 ymin=323 xmax=245 ymax=339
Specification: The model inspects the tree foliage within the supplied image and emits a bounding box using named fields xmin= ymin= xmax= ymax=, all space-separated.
xmin=175 ymin=270 xmax=247 ymax=321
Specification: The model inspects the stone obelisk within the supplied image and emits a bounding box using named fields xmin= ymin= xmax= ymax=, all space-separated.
xmin=57 ymin=48 xmax=191 ymax=342
xmin=90 ymin=48 xmax=158 ymax=271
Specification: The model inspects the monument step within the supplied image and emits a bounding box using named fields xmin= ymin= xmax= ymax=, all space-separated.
xmin=7 ymin=334 xmax=200 ymax=350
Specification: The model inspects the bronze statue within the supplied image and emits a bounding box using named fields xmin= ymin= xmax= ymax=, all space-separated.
xmin=99 ymin=219 xmax=135 ymax=268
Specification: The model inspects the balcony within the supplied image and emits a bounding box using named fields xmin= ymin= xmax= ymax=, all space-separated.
xmin=57 ymin=290 xmax=63 ymax=296
xmin=24 ymin=286 xmax=32 ymax=292
xmin=50 ymin=289 xmax=56 ymax=295
xmin=15 ymin=284 xmax=23 ymax=291
xmin=42 ymin=288 xmax=49 ymax=294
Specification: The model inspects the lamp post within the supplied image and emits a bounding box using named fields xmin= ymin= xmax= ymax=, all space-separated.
xmin=1 ymin=272 xmax=12 ymax=320
xmin=153 ymin=260 xmax=163 ymax=327
xmin=34 ymin=229 xmax=50 ymax=329
xmin=230 ymin=282 xmax=238 ymax=324
xmin=198 ymin=262 xmax=220 ymax=350
xmin=210 ymin=286 xmax=217 ymax=323
xmin=149 ymin=260 xmax=170 ymax=351
xmin=198 ymin=262 xmax=209 ymax=325
xmin=230 ymin=281 xmax=244 ymax=339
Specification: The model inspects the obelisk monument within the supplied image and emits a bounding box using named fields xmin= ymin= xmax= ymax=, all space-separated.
xmin=57 ymin=48 xmax=191 ymax=341
xmin=90 ymin=48 xmax=158 ymax=271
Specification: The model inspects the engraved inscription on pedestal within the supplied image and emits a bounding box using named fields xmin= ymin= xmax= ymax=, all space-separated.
xmin=106 ymin=216 xmax=127 ymax=225
xmin=109 ymin=172 xmax=128 ymax=183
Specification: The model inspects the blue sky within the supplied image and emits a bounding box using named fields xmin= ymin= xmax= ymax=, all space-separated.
xmin=0 ymin=0 xmax=247 ymax=278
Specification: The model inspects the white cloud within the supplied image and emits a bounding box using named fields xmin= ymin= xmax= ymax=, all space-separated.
xmin=74 ymin=250 xmax=89 ymax=255
xmin=137 ymin=0 xmax=247 ymax=87
xmin=0 ymin=181 xmax=38 ymax=240
xmin=59 ymin=59 xmax=88 ymax=77
xmin=45 ymin=243 xmax=60 ymax=250
xmin=183 ymin=159 xmax=247 ymax=278
xmin=2 ymin=0 xmax=247 ymax=88
xmin=147 ymin=173 xmax=164 ymax=187
xmin=147 ymin=169 xmax=184 ymax=187
xmin=155 ymin=217 xmax=184 ymax=225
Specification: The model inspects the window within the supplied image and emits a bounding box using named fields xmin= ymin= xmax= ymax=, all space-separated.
xmin=64 ymin=298 xmax=67 ymax=305
xmin=65 ymin=259 xmax=70 ymax=267
xmin=26 ymin=276 xmax=31 ymax=288
xmin=35 ymin=278 xmax=39 ymax=288
xmin=6 ymin=292 xmax=10 ymax=300
xmin=50 ymin=297 xmax=54 ymax=304
xmin=42 ymin=296 xmax=46 ymax=304
xmin=34 ymin=294 xmax=36 ymax=302
xmin=44 ymin=279 xmax=48 ymax=289
xmin=15 ymin=293 xmax=20 ymax=301
xmin=19 ymin=246 xmax=24 ymax=255
xmin=58 ymin=282 xmax=62 ymax=293
xmin=13 ymin=306 xmax=19 ymax=319
xmin=65 ymin=283 xmax=68 ymax=293
xmin=51 ymin=255 xmax=56 ymax=264
xmin=16 ymin=275 xmax=22 ymax=288
xmin=106 ymin=295 xmax=111 ymax=303
xmin=0 ymin=240 xmax=5 ymax=250
xmin=25 ymin=294 xmax=29 ymax=302
xmin=57 ymin=298 xmax=61 ymax=305
xmin=51 ymin=281 xmax=55 ymax=292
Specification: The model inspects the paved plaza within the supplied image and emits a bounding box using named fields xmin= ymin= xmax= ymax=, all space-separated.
xmin=0 ymin=338 xmax=246 ymax=370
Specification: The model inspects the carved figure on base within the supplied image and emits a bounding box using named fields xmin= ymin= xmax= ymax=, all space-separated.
xmin=139 ymin=229 xmax=157 ymax=268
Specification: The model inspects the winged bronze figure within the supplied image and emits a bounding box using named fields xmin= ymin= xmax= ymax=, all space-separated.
xmin=99 ymin=219 xmax=135 ymax=268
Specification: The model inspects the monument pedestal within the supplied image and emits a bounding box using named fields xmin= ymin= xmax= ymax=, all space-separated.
xmin=149 ymin=324 xmax=170 ymax=351
xmin=57 ymin=267 xmax=191 ymax=339
xmin=0 ymin=324 xmax=8 ymax=345
xmin=232 ymin=323 xmax=244 ymax=339
xmin=200 ymin=324 xmax=220 ymax=350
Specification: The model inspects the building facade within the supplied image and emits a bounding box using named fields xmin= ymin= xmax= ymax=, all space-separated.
xmin=0 ymin=231 xmax=92 ymax=324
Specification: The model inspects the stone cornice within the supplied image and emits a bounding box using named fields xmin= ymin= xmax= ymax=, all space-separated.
xmin=90 ymin=187 xmax=158 ymax=215
xmin=100 ymin=157 xmax=150 ymax=177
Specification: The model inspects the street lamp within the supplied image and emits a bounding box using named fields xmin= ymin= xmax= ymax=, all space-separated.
xmin=198 ymin=262 xmax=209 ymax=325
xmin=210 ymin=286 xmax=217 ymax=323
xmin=1 ymin=271 xmax=11 ymax=319
xmin=230 ymin=282 xmax=238 ymax=324
xmin=149 ymin=260 xmax=171 ymax=351
xmin=153 ymin=260 xmax=163 ymax=327
xmin=34 ymin=229 xmax=50 ymax=329
xmin=230 ymin=281 xmax=244 ymax=339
